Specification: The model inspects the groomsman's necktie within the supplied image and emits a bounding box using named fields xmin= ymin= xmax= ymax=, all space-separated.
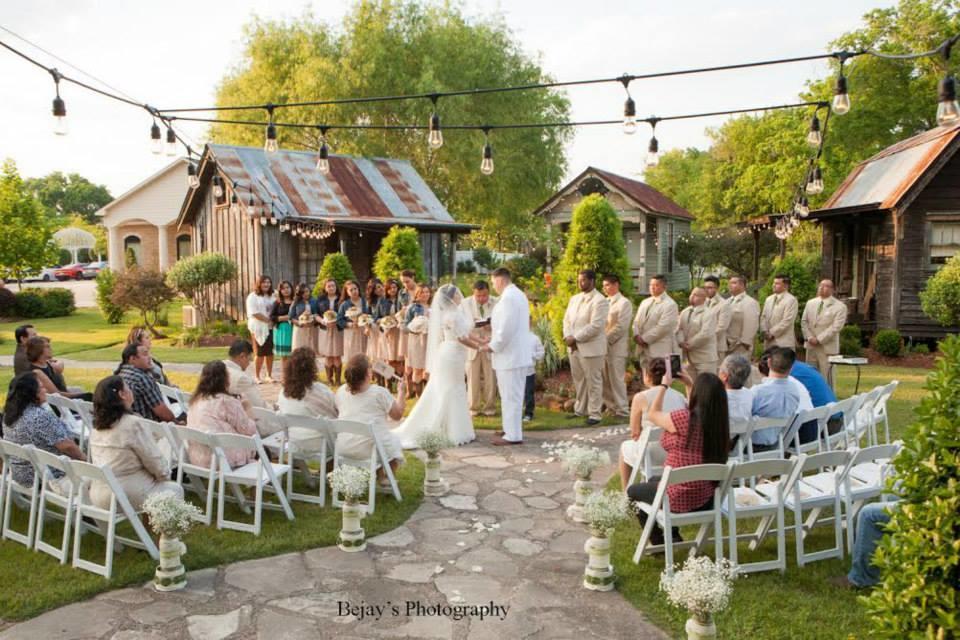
xmin=774 ymin=295 xmax=780 ymax=307
xmin=817 ymin=299 xmax=824 ymax=316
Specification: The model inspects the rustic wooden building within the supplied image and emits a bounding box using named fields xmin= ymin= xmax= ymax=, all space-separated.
xmin=177 ymin=144 xmax=474 ymax=321
xmin=809 ymin=122 xmax=960 ymax=339
xmin=534 ymin=167 xmax=694 ymax=291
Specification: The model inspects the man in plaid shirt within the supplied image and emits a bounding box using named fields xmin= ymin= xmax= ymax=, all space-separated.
xmin=117 ymin=344 xmax=182 ymax=423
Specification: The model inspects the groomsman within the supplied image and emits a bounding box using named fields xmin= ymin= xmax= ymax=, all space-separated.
xmin=703 ymin=275 xmax=731 ymax=362
xmin=632 ymin=274 xmax=679 ymax=367
xmin=760 ymin=274 xmax=798 ymax=349
xmin=676 ymin=287 xmax=718 ymax=378
xmin=601 ymin=274 xmax=633 ymax=418
xmin=723 ymin=275 xmax=761 ymax=358
xmin=462 ymin=281 xmax=498 ymax=416
xmin=801 ymin=279 xmax=847 ymax=386
xmin=563 ymin=269 xmax=610 ymax=425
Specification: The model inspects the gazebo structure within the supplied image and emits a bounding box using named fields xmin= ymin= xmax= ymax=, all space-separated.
xmin=53 ymin=227 xmax=98 ymax=264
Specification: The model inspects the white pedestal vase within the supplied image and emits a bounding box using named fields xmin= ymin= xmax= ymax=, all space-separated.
xmin=153 ymin=535 xmax=187 ymax=592
xmin=685 ymin=614 xmax=717 ymax=640
xmin=338 ymin=501 xmax=366 ymax=552
xmin=582 ymin=530 xmax=615 ymax=591
xmin=423 ymin=454 xmax=448 ymax=497
xmin=566 ymin=477 xmax=595 ymax=523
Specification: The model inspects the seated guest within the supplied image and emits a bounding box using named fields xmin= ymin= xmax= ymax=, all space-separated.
xmin=116 ymin=344 xmax=180 ymax=424
xmin=185 ymin=361 xmax=258 ymax=469
xmin=830 ymin=501 xmax=898 ymax=589
xmin=26 ymin=336 xmax=93 ymax=402
xmin=88 ymin=375 xmax=183 ymax=509
xmin=618 ymin=357 xmax=687 ymax=490
xmin=2 ymin=373 xmax=85 ymax=494
xmin=13 ymin=324 xmax=37 ymax=375
xmin=718 ymin=355 xmax=754 ymax=424
xmin=223 ymin=339 xmax=267 ymax=409
xmin=751 ymin=347 xmax=803 ymax=450
xmin=334 ymin=354 xmax=406 ymax=484
xmin=758 ymin=347 xmax=813 ymax=412
xmin=787 ymin=359 xmax=840 ymax=442
xmin=278 ymin=347 xmax=338 ymax=451
xmin=126 ymin=326 xmax=170 ymax=386
xmin=627 ymin=369 xmax=730 ymax=544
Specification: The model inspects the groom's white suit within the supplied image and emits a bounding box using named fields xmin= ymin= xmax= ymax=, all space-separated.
xmin=489 ymin=283 xmax=531 ymax=443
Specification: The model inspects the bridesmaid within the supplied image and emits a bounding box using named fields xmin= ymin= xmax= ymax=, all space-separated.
xmin=316 ymin=278 xmax=344 ymax=386
xmin=396 ymin=269 xmax=417 ymax=377
xmin=271 ymin=280 xmax=296 ymax=375
xmin=338 ymin=280 xmax=369 ymax=366
xmin=380 ymin=279 xmax=403 ymax=387
xmin=290 ymin=283 xmax=317 ymax=353
xmin=365 ymin=278 xmax=385 ymax=381
xmin=403 ymin=283 xmax=431 ymax=397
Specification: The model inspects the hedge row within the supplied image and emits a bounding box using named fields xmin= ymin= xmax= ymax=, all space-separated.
xmin=0 ymin=287 xmax=76 ymax=319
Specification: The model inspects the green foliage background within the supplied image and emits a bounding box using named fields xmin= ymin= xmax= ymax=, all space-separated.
xmin=373 ymin=226 xmax=425 ymax=283
xmin=920 ymin=253 xmax=960 ymax=326
xmin=313 ymin=253 xmax=357 ymax=297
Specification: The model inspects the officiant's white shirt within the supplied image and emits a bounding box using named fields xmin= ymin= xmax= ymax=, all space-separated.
xmin=489 ymin=283 xmax=531 ymax=370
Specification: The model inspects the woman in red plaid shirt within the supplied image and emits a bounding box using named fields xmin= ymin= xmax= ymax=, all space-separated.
xmin=626 ymin=367 xmax=730 ymax=545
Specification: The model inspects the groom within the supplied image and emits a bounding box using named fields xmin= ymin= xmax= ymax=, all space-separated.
xmin=481 ymin=267 xmax=531 ymax=445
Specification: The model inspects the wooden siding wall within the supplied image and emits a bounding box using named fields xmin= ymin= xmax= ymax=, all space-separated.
xmin=419 ymin=233 xmax=442 ymax=284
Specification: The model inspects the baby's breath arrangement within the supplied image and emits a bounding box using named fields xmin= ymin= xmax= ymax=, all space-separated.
xmin=559 ymin=444 xmax=610 ymax=479
xmin=583 ymin=490 xmax=634 ymax=535
xmin=416 ymin=431 xmax=453 ymax=457
xmin=328 ymin=465 xmax=371 ymax=502
xmin=660 ymin=556 xmax=737 ymax=620
xmin=142 ymin=492 xmax=203 ymax=538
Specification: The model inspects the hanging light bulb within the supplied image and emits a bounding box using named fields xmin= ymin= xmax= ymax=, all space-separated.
xmin=798 ymin=196 xmax=810 ymax=218
xmin=291 ymin=226 xmax=298 ymax=237
xmin=228 ymin=192 xmax=239 ymax=216
xmin=937 ymin=74 xmax=960 ymax=125
xmin=264 ymin=122 xmax=278 ymax=154
xmin=480 ymin=132 xmax=494 ymax=175
xmin=164 ymin=127 xmax=177 ymax=156
xmin=51 ymin=71 xmax=67 ymax=136
xmin=623 ymin=96 xmax=637 ymax=135
xmin=212 ymin=175 xmax=224 ymax=199
xmin=316 ymin=137 xmax=330 ymax=174
xmin=646 ymin=135 xmax=660 ymax=168
xmin=428 ymin=112 xmax=444 ymax=149
xmin=806 ymin=166 xmax=824 ymax=195
xmin=806 ymin=114 xmax=822 ymax=147
xmin=247 ymin=193 xmax=258 ymax=218
xmin=150 ymin=121 xmax=162 ymax=154
xmin=833 ymin=72 xmax=850 ymax=115
xmin=186 ymin=163 xmax=199 ymax=189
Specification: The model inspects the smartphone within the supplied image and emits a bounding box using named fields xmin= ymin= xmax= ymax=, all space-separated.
xmin=669 ymin=354 xmax=682 ymax=377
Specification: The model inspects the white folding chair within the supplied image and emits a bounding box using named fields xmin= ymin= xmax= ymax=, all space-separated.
xmin=30 ymin=448 xmax=82 ymax=564
xmin=786 ymin=406 xmax=832 ymax=457
xmin=625 ymin=426 xmax=663 ymax=488
xmin=74 ymin=399 xmax=95 ymax=437
xmin=837 ymin=443 xmax=901 ymax=553
xmin=857 ymin=382 xmax=898 ymax=445
xmin=281 ymin=414 xmax=335 ymax=506
xmin=330 ymin=419 xmax=402 ymax=514
xmin=728 ymin=418 xmax=752 ymax=464
xmin=824 ymin=395 xmax=864 ymax=450
xmin=210 ymin=432 xmax=294 ymax=535
xmin=252 ymin=406 xmax=288 ymax=452
xmin=721 ymin=458 xmax=799 ymax=574
xmin=173 ymin=426 xmax=220 ymax=524
xmin=0 ymin=441 xmax=40 ymax=548
xmin=158 ymin=384 xmax=185 ymax=417
xmin=70 ymin=460 xmax=159 ymax=578
xmin=631 ymin=463 xmax=733 ymax=573
xmin=744 ymin=416 xmax=793 ymax=461
xmin=45 ymin=395 xmax=89 ymax=454
xmin=135 ymin=417 xmax=180 ymax=468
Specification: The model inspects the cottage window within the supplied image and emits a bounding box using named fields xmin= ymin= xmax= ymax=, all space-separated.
xmin=176 ymin=234 xmax=192 ymax=260
xmin=930 ymin=222 xmax=960 ymax=265
xmin=123 ymin=236 xmax=141 ymax=266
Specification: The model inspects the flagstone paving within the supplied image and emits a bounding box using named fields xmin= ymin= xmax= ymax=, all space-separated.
xmin=0 ymin=426 xmax=667 ymax=640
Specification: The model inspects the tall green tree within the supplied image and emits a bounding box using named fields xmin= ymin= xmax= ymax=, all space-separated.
xmin=0 ymin=160 xmax=60 ymax=287
xmin=373 ymin=226 xmax=425 ymax=282
xmin=209 ymin=2 xmax=571 ymax=244
xmin=24 ymin=171 xmax=112 ymax=224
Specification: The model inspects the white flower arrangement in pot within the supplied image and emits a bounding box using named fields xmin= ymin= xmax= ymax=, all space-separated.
xmin=557 ymin=444 xmax=610 ymax=522
xmin=328 ymin=465 xmax=372 ymax=552
xmin=660 ymin=555 xmax=738 ymax=639
xmin=416 ymin=431 xmax=453 ymax=497
xmin=142 ymin=491 xmax=203 ymax=591
xmin=581 ymin=490 xmax=634 ymax=591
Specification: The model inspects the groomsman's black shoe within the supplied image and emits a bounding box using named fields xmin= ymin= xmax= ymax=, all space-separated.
xmin=586 ymin=418 xmax=602 ymax=426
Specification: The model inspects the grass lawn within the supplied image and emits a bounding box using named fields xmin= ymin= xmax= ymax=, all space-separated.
xmin=0 ymin=368 xmax=200 ymax=401
xmin=66 ymin=342 xmax=226 ymax=365
xmin=0 ymin=455 xmax=424 ymax=621
xmin=0 ymin=308 xmax=133 ymax=357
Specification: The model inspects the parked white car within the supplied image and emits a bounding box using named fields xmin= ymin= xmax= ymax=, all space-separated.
xmin=23 ymin=266 xmax=60 ymax=282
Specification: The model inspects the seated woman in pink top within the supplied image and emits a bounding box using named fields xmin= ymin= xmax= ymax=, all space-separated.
xmin=186 ymin=361 xmax=258 ymax=469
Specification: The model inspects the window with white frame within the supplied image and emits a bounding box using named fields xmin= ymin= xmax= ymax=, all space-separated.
xmin=930 ymin=221 xmax=960 ymax=265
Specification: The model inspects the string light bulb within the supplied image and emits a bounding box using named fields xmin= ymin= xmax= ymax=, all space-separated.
xmin=480 ymin=130 xmax=494 ymax=176
xmin=806 ymin=165 xmax=824 ymax=195
xmin=797 ymin=196 xmax=810 ymax=218
xmin=264 ymin=105 xmax=278 ymax=154
xmin=833 ymin=71 xmax=850 ymax=115
xmin=247 ymin=193 xmax=258 ymax=218
xmin=186 ymin=162 xmax=199 ymax=189
xmin=50 ymin=70 xmax=67 ymax=136
xmin=623 ymin=96 xmax=637 ymax=135
xmin=165 ymin=126 xmax=177 ymax=156
xmin=428 ymin=112 xmax=444 ymax=149
xmin=229 ymin=192 xmax=239 ymax=216
xmin=316 ymin=133 xmax=331 ymax=174
xmin=645 ymin=120 xmax=660 ymax=168
xmin=806 ymin=113 xmax=822 ymax=147
xmin=150 ymin=121 xmax=162 ymax=155
xmin=212 ymin=174 xmax=223 ymax=199
xmin=936 ymin=74 xmax=960 ymax=125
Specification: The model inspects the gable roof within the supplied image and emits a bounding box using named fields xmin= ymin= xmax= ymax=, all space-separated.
xmin=95 ymin=157 xmax=187 ymax=218
xmin=532 ymin=166 xmax=694 ymax=221
xmin=812 ymin=121 xmax=960 ymax=217
xmin=177 ymin=144 xmax=473 ymax=232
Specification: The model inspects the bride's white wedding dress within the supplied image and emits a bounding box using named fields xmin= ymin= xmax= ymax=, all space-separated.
xmin=393 ymin=286 xmax=476 ymax=449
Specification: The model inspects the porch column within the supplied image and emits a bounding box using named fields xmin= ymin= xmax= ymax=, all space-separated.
xmin=157 ymin=224 xmax=170 ymax=271
xmin=108 ymin=225 xmax=123 ymax=272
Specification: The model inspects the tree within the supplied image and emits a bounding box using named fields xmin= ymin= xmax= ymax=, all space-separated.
xmin=675 ymin=229 xmax=779 ymax=283
xmin=0 ymin=160 xmax=60 ymax=288
xmin=373 ymin=226 xmax=425 ymax=283
xmin=24 ymin=171 xmax=112 ymax=225
xmin=919 ymin=253 xmax=960 ymax=326
xmin=210 ymin=2 xmax=571 ymax=243
xmin=95 ymin=268 xmax=128 ymax=324
xmin=111 ymin=268 xmax=176 ymax=337
xmin=758 ymin=254 xmax=819 ymax=309
xmin=166 ymin=253 xmax=239 ymax=328
xmin=313 ymin=253 xmax=356 ymax=297
xmin=547 ymin=194 xmax=630 ymax=354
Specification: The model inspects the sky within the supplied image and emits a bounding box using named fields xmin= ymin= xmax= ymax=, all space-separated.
xmin=0 ymin=0 xmax=896 ymax=197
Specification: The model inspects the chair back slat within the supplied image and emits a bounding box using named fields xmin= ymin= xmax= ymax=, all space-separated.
xmin=663 ymin=463 xmax=730 ymax=485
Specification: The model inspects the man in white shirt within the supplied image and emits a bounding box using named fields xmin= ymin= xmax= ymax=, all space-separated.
xmin=462 ymin=281 xmax=498 ymax=416
xmin=601 ymin=274 xmax=634 ymax=418
xmin=718 ymin=354 xmax=754 ymax=424
xmin=223 ymin=339 xmax=267 ymax=410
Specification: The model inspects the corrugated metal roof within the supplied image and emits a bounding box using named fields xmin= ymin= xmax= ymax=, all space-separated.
xmin=820 ymin=122 xmax=960 ymax=212
xmin=188 ymin=144 xmax=470 ymax=229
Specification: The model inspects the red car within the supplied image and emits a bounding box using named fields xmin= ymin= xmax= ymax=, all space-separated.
xmin=54 ymin=263 xmax=87 ymax=280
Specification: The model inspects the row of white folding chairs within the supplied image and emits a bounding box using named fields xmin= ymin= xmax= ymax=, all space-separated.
xmin=631 ymin=441 xmax=901 ymax=575
xmin=158 ymin=384 xmax=191 ymax=418
xmin=0 ymin=439 xmax=159 ymax=579
xmin=825 ymin=380 xmax=899 ymax=451
xmin=44 ymin=394 xmax=94 ymax=455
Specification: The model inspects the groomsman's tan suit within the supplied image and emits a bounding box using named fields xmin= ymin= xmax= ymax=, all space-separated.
xmin=632 ymin=293 xmax=680 ymax=365
xmin=724 ymin=292 xmax=760 ymax=357
xmin=705 ymin=294 xmax=731 ymax=361
xmin=677 ymin=303 xmax=718 ymax=378
xmin=563 ymin=288 xmax=609 ymax=421
xmin=801 ymin=295 xmax=847 ymax=385
xmin=602 ymin=291 xmax=634 ymax=417
xmin=462 ymin=293 xmax=498 ymax=415
xmin=760 ymin=291 xmax=798 ymax=349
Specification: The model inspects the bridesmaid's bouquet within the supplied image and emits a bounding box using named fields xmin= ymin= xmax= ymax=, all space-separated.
xmin=357 ymin=314 xmax=374 ymax=328
xmin=346 ymin=307 xmax=361 ymax=320
xmin=323 ymin=310 xmax=338 ymax=325
xmin=407 ymin=315 xmax=429 ymax=335
xmin=379 ymin=315 xmax=398 ymax=330
xmin=298 ymin=310 xmax=314 ymax=325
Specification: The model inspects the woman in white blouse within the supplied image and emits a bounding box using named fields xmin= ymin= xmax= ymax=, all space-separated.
xmin=245 ymin=275 xmax=276 ymax=383
xmin=277 ymin=347 xmax=338 ymax=454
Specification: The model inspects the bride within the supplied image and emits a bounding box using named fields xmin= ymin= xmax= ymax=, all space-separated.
xmin=393 ymin=283 xmax=483 ymax=448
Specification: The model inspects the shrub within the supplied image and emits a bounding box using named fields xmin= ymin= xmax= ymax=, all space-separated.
xmin=873 ymin=329 xmax=902 ymax=358
xmin=166 ymin=253 xmax=238 ymax=328
xmin=312 ymin=253 xmax=356 ymax=297
xmin=372 ymin=226 xmax=424 ymax=283
xmin=909 ymin=342 xmax=930 ymax=355
xmin=839 ymin=324 xmax=863 ymax=357
xmin=919 ymin=252 xmax=960 ymax=327
xmin=667 ymin=288 xmax=691 ymax=312
xmin=112 ymin=268 xmax=175 ymax=337
xmin=758 ymin=254 xmax=819 ymax=310
xmin=472 ymin=246 xmax=496 ymax=270
xmin=179 ymin=320 xmax=241 ymax=347
xmin=862 ymin=334 xmax=960 ymax=638
xmin=0 ymin=286 xmax=16 ymax=318
xmin=504 ymin=255 xmax=540 ymax=280
xmin=457 ymin=259 xmax=476 ymax=273
xmin=13 ymin=288 xmax=75 ymax=318
xmin=95 ymin=268 xmax=127 ymax=324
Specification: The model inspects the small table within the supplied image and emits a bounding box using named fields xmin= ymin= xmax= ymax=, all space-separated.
xmin=828 ymin=356 xmax=869 ymax=394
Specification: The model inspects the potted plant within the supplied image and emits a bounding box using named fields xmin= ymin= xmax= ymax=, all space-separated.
xmin=142 ymin=491 xmax=203 ymax=592
xmin=581 ymin=490 xmax=634 ymax=591
xmin=660 ymin=555 xmax=737 ymax=639
xmin=558 ymin=444 xmax=610 ymax=522
xmin=416 ymin=431 xmax=453 ymax=497
xmin=328 ymin=465 xmax=372 ymax=552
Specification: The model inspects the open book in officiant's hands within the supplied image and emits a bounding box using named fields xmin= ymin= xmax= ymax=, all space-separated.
xmin=474 ymin=318 xmax=491 ymax=328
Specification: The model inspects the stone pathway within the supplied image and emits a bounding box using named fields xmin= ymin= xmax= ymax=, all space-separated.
xmin=0 ymin=427 xmax=667 ymax=640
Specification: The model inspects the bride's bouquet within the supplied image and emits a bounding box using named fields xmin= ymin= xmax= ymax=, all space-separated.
xmin=407 ymin=315 xmax=429 ymax=335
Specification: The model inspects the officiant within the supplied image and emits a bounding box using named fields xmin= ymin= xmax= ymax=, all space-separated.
xmin=462 ymin=280 xmax=498 ymax=416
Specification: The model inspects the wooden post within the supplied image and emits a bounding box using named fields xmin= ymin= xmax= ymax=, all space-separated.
xmin=752 ymin=227 xmax=761 ymax=281
xmin=450 ymin=233 xmax=458 ymax=280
